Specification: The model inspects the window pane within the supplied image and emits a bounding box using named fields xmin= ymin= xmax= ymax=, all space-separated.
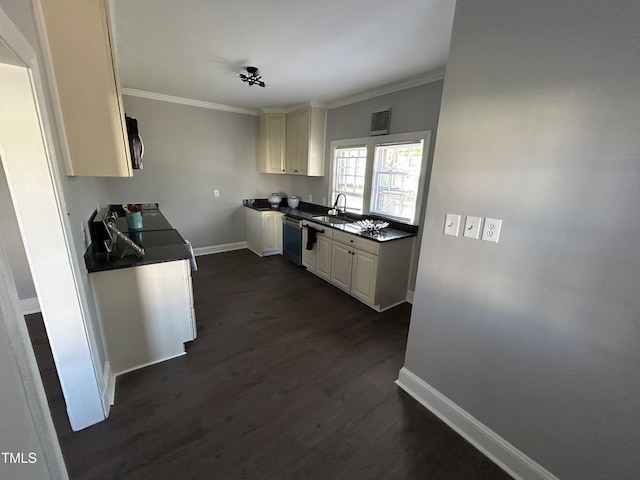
xmin=370 ymin=141 xmax=424 ymax=223
xmin=332 ymin=146 xmax=367 ymax=213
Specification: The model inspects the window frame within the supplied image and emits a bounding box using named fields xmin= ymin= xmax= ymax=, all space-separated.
xmin=328 ymin=131 xmax=431 ymax=226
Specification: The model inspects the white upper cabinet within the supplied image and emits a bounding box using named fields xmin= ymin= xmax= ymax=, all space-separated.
xmin=259 ymin=106 xmax=326 ymax=176
xmin=258 ymin=113 xmax=286 ymax=174
xmin=38 ymin=0 xmax=132 ymax=177
xmin=285 ymin=106 xmax=326 ymax=176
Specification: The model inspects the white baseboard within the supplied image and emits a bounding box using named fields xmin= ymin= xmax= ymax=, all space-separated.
xmin=406 ymin=289 xmax=414 ymax=304
xmin=20 ymin=297 xmax=41 ymax=315
xmin=192 ymin=241 xmax=247 ymax=256
xmin=396 ymin=367 xmax=559 ymax=480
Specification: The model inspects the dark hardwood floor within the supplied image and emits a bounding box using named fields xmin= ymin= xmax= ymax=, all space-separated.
xmin=26 ymin=249 xmax=512 ymax=479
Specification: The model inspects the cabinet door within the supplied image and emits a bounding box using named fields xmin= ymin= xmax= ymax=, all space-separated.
xmin=259 ymin=114 xmax=285 ymax=173
xmin=40 ymin=0 xmax=132 ymax=177
xmin=286 ymin=111 xmax=299 ymax=173
xmin=350 ymin=249 xmax=378 ymax=305
xmin=330 ymin=242 xmax=352 ymax=291
xmin=302 ymin=228 xmax=316 ymax=270
xmin=315 ymin=236 xmax=332 ymax=280
xmin=296 ymin=108 xmax=310 ymax=175
xmin=263 ymin=213 xmax=281 ymax=252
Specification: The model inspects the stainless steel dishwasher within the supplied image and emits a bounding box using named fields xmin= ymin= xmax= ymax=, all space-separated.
xmin=282 ymin=215 xmax=302 ymax=266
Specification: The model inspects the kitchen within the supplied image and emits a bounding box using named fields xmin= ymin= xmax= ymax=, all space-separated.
xmin=2 ymin=0 xmax=447 ymax=476
xmin=1 ymin=1 xmax=639 ymax=479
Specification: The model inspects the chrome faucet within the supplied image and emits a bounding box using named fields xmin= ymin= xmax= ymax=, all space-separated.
xmin=331 ymin=193 xmax=347 ymax=215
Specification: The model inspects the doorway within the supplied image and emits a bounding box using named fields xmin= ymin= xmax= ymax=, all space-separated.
xmin=0 ymin=9 xmax=105 ymax=438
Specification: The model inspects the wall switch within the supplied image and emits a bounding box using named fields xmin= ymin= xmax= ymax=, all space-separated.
xmin=463 ymin=216 xmax=482 ymax=239
xmin=444 ymin=213 xmax=461 ymax=237
xmin=214 ymin=189 xmax=220 ymax=198
xmin=482 ymin=218 xmax=502 ymax=243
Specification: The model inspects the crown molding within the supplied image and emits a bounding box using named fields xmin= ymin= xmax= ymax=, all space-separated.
xmin=325 ymin=69 xmax=446 ymax=110
xmin=120 ymin=88 xmax=260 ymax=116
xmin=121 ymin=70 xmax=444 ymax=116
xmin=259 ymin=107 xmax=287 ymax=114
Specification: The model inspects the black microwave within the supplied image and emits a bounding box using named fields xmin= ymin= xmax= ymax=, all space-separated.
xmin=125 ymin=114 xmax=144 ymax=170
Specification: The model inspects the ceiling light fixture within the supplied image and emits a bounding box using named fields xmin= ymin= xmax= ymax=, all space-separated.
xmin=236 ymin=66 xmax=267 ymax=87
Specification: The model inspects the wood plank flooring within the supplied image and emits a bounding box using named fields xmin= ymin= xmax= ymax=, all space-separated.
xmin=27 ymin=249 xmax=512 ymax=479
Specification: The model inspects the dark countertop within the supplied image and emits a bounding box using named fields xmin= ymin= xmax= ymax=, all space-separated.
xmin=84 ymin=207 xmax=191 ymax=273
xmin=244 ymin=199 xmax=417 ymax=242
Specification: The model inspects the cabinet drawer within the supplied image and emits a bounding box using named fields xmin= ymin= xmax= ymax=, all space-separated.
xmin=302 ymin=221 xmax=333 ymax=239
xmin=332 ymin=230 xmax=379 ymax=255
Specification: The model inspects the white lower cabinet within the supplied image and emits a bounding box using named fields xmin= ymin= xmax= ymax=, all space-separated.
xmin=302 ymin=221 xmax=332 ymax=280
xmin=331 ymin=238 xmax=379 ymax=305
xmin=246 ymin=207 xmax=283 ymax=256
xmin=349 ymin=248 xmax=379 ymax=304
xmin=305 ymin=222 xmax=414 ymax=311
xmin=315 ymin=236 xmax=332 ymax=280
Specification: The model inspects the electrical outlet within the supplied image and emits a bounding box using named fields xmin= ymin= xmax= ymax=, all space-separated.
xmin=443 ymin=214 xmax=461 ymax=237
xmin=463 ymin=216 xmax=482 ymax=239
xmin=308 ymin=194 xmax=313 ymax=202
xmin=214 ymin=189 xmax=220 ymax=198
xmin=482 ymin=218 xmax=502 ymax=243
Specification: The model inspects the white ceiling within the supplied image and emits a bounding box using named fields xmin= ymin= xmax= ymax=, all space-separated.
xmin=110 ymin=0 xmax=456 ymax=111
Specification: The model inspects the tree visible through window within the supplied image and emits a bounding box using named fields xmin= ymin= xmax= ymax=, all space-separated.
xmin=370 ymin=141 xmax=424 ymax=223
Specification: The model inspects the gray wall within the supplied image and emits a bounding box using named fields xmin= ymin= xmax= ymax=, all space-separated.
xmin=285 ymin=81 xmax=444 ymax=210
xmin=104 ymin=96 xmax=262 ymax=248
xmin=110 ymin=83 xmax=444 ymax=270
xmin=403 ymin=1 xmax=640 ymax=479
xmin=289 ymin=81 xmax=445 ymax=291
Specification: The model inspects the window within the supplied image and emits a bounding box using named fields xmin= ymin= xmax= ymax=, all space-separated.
xmin=332 ymin=146 xmax=368 ymax=214
xmin=330 ymin=132 xmax=430 ymax=225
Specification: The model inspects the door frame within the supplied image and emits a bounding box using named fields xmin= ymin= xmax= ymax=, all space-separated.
xmin=0 ymin=3 xmax=105 ymax=435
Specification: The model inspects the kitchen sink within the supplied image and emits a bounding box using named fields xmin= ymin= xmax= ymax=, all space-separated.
xmin=312 ymin=215 xmax=351 ymax=225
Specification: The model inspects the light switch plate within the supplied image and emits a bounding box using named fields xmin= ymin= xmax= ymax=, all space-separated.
xmin=482 ymin=218 xmax=502 ymax=243
xmin=463 ymin=216 xmax=482 ymax=239
xmin=444 ymin=214 xmax=461 ymax=237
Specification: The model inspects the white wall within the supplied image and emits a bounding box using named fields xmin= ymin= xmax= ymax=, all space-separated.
xmin=402 ymin=0 xmax=640 ymax=479
xmin=0 ymin=163 xmax=37 ymax=303
xmin=0 ymin=233 xmax=67 ymax=480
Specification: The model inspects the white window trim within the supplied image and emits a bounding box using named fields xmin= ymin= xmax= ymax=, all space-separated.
xmin=328 ymin=131 xmax=431 ymax=225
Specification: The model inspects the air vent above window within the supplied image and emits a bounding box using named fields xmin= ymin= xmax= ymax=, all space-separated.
xmin=370 ymin=107 xmax=391 ymax=136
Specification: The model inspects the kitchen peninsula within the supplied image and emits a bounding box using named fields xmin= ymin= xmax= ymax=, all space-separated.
xmin=85 ymin=205 xmax=196 ymax=377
